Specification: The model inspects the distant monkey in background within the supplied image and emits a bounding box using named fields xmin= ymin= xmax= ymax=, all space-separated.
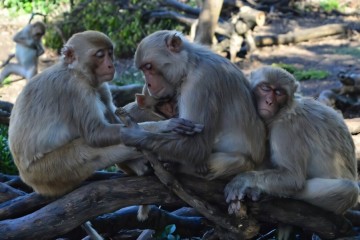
xmin=225 ymin=66 xmax=359 ymax=218
xmin=0 ymin=21 xmax=46 ymax=83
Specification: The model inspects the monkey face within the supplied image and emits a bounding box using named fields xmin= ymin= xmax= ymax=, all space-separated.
xmin=254 ymin=83 xmax=287 ymax=120
xmin=139 ymin=63 xmax=175 ymax=99
xmin=93 ymin=48 xmax=115 ymax=83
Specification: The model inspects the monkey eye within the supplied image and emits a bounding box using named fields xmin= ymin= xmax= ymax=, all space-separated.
xmin=259 ymin=84 xmax=272 ymax=92
xmin=259 ymin=84 xmax=287 ymax=96
xmin=274 ymin=88 xmax=287 ymax=96
xmin=143 ymin=63 xmax=152 ymax=71
xmin=95 ymin=50 xmax=105 ymax=58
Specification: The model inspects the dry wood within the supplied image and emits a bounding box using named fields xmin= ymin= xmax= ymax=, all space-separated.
xmin=238 ymin=6 xmax=266 ymax=28
xmin=255 ymin=23 xmax=347 ymax=47
xmin=0 ymin=192 xmax=57 ymax=221
xmin=91 ymin=205 xmax=207 ymax=237
xmin=0 ymin=183 xmax=26 ymax=204
xmin=345 ymin=118 xmax=360 ymax=134
xmin=0 ymin=175 xmax=356 ymax=239
xmin=142 ymin=151 xmax=254 ymax=239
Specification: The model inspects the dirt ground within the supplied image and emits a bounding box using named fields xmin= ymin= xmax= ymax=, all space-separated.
xmin=0 ymin=8 xmax=359 ymax=104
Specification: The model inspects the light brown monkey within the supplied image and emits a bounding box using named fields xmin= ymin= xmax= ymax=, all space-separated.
xmin=122 ymin=84 xmax=177 ymax=123
xmin=225 ymin=66 xmax=359 ymax=218
xmin=120 ymin=30 xmax=266 ymax=179
xmin=0 ymin=21 xmax=46 ymax=83
xmin=8 ymin=31 xmax=145 ymax=196
xmin=118 ymin=84 xmax=178 ymax=176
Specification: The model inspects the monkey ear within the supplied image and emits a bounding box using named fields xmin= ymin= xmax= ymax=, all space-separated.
xmin=61 ymin=46 xmax=76 ymax=65
xmin=166 ymin=34 xmax=182 ymax=53
xmin=135 ymin=94 xmax=147 ymax=109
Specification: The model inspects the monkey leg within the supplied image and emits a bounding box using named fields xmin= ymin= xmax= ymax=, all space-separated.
xmin=203 ymin=152 xmax=255 ymax=180
xmin=294 ymin=178 xmax=359 ymax=214
xmin=19 ymin=138 xmax=143 ymax=196
xmin=0 ymin=63 xmax=28 ymax=83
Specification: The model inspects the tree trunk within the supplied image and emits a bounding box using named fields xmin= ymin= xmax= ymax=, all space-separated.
xmin=194 ymin=0 xmax=224 ymax=45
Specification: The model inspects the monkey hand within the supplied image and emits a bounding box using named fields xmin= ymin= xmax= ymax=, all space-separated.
xmin=224 ymin=173 xmax=261 ymax=216
xmin=120 ymin=115 xmax=148 ymax=148
xmin=165 ymin=118 xmax=204 ymax=135
xmin=195 ymin=162 xmax=209 ymax=176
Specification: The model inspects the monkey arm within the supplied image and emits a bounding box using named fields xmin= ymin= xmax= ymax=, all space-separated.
xmin=35 ymin=43 xmax=45 ymax=57
xmin=120 ymin=118 xmax=210 ymax=165
xmin=121 ymin=84 xmax=217 ymax=165
xmin=225 ymin=120 xmax=309 ymax=206
xmin=13 ymin=26 xmax=36 ymax=48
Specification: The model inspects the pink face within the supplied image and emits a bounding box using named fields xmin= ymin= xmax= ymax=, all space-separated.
xmin=94 ymin=48 xmax=115 ymax=83
xmin=254 ymin=83 xmax=288 ymax=120
xmin=140 ymin=63 xmax=175 ymax=99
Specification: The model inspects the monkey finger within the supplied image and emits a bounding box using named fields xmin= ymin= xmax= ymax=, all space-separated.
xmin=225 ymin=192 xmax=234 ymax=203
xmin=193 ymin=124 xmax=204 ymax=133
xmin=236 ymin=200 xmax=241 ymax=211
xmin=228 ymin=202 xmax=237 ymax=215
xmin=123 ymin=115 xmax=141 ymax=129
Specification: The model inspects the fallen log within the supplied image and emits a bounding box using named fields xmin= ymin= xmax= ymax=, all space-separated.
xmin=255 ymin=23 xmax=347 ymax=47
xmin=0 ymin=175 xmax=356 ymax=240
xmin=238 ymin=6 xmax=266 ymax=29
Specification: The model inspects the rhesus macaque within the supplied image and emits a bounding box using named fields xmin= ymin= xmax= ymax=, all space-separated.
xmin=0 ymin=21 xmax=46 ymax=83
xmin=8 ymin=30 xmax=145 ymax=196
xmin=117 ymin=84 xmax=178 ymax=176
xmin=225 ymin=66 xmax=359 ymax=218
xmin=120 ymin=30 xmax=266 ymax=179
xmin=122 ymin=84 xmax=177 ymax=123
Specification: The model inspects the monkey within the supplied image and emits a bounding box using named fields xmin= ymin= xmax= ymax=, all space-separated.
xmin=225 ymin=66 xmax=359 ymax=220
xmin=122 ymin=84 xmax=177 ymax=123
xmin=9 ymin=30 xmax=202 ymax=197
xmin=8 ymin=30 xmax=149 ymax=196
xmin=0 ymin=21 xmax=46 ymax=83
xmin=119 ymin=30 xmax=266 ymax=180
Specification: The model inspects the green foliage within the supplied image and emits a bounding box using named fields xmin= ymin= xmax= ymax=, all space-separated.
xmin=272 ymin=63 xmax=329 ymax=81
xmin=319 ymin=0 xmax=343 ymax=12
xmin=44 ymin=0 xmax=182 ymax=57
xmin=2 ymin=77 xmax=13 ymax=85
xmin=1 ymin=0 xmax=67 ymax=15
xmin=0 ymin=124 xmax=17 ymax=174
xmin=155 ymin=224 xmax=181 ymax=240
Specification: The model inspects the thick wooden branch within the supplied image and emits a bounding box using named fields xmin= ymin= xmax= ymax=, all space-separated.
xmin=161 ymin=0 xmax=200 ymax=16
xmin=91 ymin=205 xmax=207 ymax=237
xmin=0 ymin=183 xmax=26 ymax=204
xmin=145 ymin=10 xmax=196 ymax=26
xmin=249 ymin=198 xmax=356 ymax=239
xmin=0 ymin=176 xmax=182 ymax=240
xmin=255 ymin=23 xmax=347 ymax=47
xmin=0 ymin=192 xmax=57 ymax=221
xmin=0 ymin=175 xmax=356 ymax=239
xmin=143 ymin=151 xmax=254 ymax=239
